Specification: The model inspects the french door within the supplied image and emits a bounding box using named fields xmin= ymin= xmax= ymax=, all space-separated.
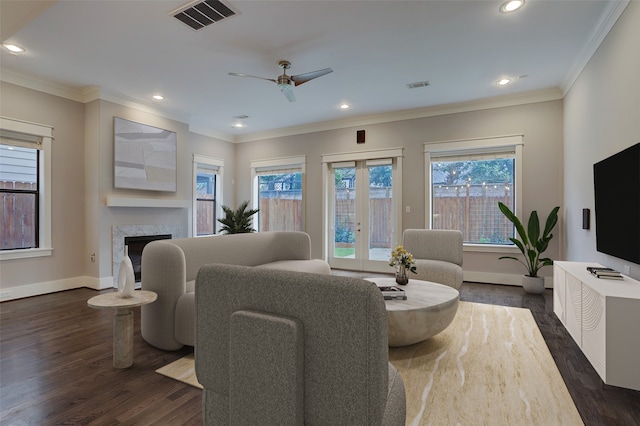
xmin=323 ymin=150 xmax=403 ymax=272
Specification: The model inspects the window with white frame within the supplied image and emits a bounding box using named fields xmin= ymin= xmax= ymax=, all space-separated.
xmin=193 ymin=155 xmax=223 ymax=236
xmin=0 ymin=117 xmax=53 ymax=259
xmin=251 ymin=156 xmax=305 ymax=232
xmin=424 ymin=135 xmax=523 ymax=247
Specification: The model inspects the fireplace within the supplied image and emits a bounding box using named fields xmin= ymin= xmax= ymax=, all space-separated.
xmin=125 ymin=234 xmax=171 ymax=282
xmin=112 ymin=224 xmax=182 ymax=288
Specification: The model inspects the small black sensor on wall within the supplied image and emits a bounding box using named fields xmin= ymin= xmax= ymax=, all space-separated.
xmin=582 ymin=208 xmax=590 ymax=230
xmin=356 ymin=130 xmax=365 ymax=144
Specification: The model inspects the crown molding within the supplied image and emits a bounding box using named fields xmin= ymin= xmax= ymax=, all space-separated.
xmin=1 ymin=68 xmax=193 ymax=125
xmin=0 ymin=68 xmax=86 ymax=102
xmin=560 ymin=0 xmax=630 ymax=95
xmin=187 ymin=124 xmax=234 ymax=143
xmin=2 ymin=66 xmax=562 ymax=144
xmin=82 ymin=86 xmax=192 ymax=124
xmin=232 ymin=87 xmax=564 ymax=143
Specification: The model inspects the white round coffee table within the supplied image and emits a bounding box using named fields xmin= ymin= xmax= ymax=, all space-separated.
xmin=365 ymin=277 xmax=459 ymax=347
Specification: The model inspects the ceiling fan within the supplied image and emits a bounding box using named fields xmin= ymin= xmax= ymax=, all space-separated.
xmin=229 ymin=60 xmax=333 ymax=102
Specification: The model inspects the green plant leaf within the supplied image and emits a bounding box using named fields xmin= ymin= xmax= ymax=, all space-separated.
xmin=499 ymin=202 xmax=529 ymax=246
xmin=528 ymin=211 xmax=540 ymax=247
xmin=509 ymin=238 xmax=526 ymax=255
xmin=542 ymin=206 xmax=560 ymax=238
xmin=498 ymin=256 xmax=520 ymax=261
xmin=536 ymin=236 xmax=551 ymax=254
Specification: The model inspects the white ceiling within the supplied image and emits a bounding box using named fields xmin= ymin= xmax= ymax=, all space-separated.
xmin=0 ymin=0 xmax=629 ymax=142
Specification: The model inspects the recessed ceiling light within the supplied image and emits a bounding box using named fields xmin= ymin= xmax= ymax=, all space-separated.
xmin=232 ymin=122 xmax=245 ymax=128
xmin=3 ymin=43 xmax=25 ymax=54
xmin=339 ymin=103 xmax=351 ymax=110
xmin=152 ymin=94 xmax=164 ymax=100
xmin=497 ymin=78 xmax=512 ymax=86
xmin=500 ymin=0 xmax=525 ymax=13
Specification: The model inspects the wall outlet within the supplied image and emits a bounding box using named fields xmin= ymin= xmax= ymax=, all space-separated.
xmin=623 ymin=265 xmax=631 ymax=275
xmin=0 ymin=291 xmax=11 ymax=299
xmin=405 ymin=205 xmax=411 ymax=213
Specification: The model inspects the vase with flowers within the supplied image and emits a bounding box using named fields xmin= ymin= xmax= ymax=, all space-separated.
xmin=389 ymin=245 xmax=417 ymax=285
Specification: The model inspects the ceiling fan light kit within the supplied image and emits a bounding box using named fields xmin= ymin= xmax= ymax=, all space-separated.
xmin=229 ymin=60 xmax=333 ymax=102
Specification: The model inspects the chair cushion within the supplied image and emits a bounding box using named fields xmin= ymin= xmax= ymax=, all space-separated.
xmin=255 ymin=259 xmax=331 ymax=275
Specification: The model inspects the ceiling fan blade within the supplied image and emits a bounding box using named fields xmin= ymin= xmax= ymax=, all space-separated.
xmin=228 ymin=72 xmax=277 ymax=83
xmin=280 ymin=84 xmax=296 ymax=102
xmin=291 ymin=68 xmax=333 ymax=86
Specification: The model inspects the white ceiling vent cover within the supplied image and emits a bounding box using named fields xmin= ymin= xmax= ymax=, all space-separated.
xmin=171 ymin=0 xmax=237 ymax=31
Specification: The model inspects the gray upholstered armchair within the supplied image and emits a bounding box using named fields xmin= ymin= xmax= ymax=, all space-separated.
xmin=195 ymin=264 xmax=406 ymax=426
xmin=402 ymin=229 xmax=464 ymax=290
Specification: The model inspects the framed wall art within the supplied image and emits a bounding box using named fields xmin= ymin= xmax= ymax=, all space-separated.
xmin=114 ymin=117 xmax=177 ymax=192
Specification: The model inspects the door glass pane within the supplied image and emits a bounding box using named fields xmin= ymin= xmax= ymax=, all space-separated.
xmin=368 ymin=165 xmax=392 ymax=260
xmin=431 ymin=157 xmax=514 ymax=244
xmin=258 ymin=172 xmax=303 ymax=231
xmin=196 ymin=172 xmax=216 ymax=236
xmin=334 ymin=166 xmax=355 ymax=258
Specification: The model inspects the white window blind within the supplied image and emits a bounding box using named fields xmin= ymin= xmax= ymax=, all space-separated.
xmin=429 ymin=146 xmax=515 ymax=162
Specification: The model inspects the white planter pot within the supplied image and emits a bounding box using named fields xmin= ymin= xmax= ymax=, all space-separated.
xmin=522 ymin=275 xmax=545 ymax=294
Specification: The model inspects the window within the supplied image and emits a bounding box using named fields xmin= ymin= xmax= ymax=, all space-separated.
xmin=425 ymin=135 xmax=523 ymax=247
xmin=0 ymin=117 xmax=53 ymax=259
xmin=0 ymin=145 xmax=38 ymax=249
xmin=251 ymin=156 xmax=305 ymax=232
xmin=193 ymin=155 xmax=223 ymax=236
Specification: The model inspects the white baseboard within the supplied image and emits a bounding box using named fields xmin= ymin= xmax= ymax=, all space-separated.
xmin=464 ymin=271 xmax=553 ymax=288
xmin=0 ymin=271 xmax=553 ymax=302
xmin=0 ymin=275 xmax=115 ymax=302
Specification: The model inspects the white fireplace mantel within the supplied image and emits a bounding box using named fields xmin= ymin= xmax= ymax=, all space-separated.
xmin=106 ymin=196 xmax=190 ymax=208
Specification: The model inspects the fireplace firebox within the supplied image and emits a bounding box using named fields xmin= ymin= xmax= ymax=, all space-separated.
xmin=124 ymin=234 xmax=171 ymax=282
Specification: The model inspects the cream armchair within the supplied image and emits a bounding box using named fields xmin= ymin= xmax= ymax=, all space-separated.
xmin=195 ymin=264 xmax=406 ymax=425
xmin=402 ymin=229 xmax=463 ymax=290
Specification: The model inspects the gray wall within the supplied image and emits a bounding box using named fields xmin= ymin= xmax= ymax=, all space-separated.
xmin=1 ymin=83 xmax=234 ymax=296
xmin=563 ymin=1 xmax=640 ymax=279
xmin=236 ymin=100 xmax=564 ymax=282
xmin=0 ymin=82 xmax=86 ymax=289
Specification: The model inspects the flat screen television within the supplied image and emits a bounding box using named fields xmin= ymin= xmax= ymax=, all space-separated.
xmin=593 ymin=143 xmax=640 ymax=264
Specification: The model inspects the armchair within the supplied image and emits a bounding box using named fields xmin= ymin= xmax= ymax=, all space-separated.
xmin=402 ymin=229 xmax=464 ymax=290
xmin=195 ymin=264 xmax=406 ymax=425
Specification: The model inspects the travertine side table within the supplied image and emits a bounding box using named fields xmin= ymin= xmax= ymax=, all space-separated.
xmin=87 ymin=290 xmax=157 ymax=368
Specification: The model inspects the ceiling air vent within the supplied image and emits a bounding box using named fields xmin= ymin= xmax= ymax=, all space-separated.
xmin=406 ymin=81 xmax=430 ymax=89
xmin=171 ymin=0 xmax=237 ymax=31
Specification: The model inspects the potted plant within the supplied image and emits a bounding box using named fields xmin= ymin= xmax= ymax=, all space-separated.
xmin=497 ymin=202 xmax=560 ymax=294
xmin=217 ymin=200 xmax=259 ymax=234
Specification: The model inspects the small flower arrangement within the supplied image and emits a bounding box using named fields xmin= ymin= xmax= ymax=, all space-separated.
xmin=389 ymin=245 xmax=417 ymax=274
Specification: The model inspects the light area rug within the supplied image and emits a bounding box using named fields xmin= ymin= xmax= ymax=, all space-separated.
xmin=156 ymin=301 xmax=583 ymax=425
xmin=156 ymin=353 xmax=202 ymax=389
xmin=391 ymin=301 xmax=583 ymax=425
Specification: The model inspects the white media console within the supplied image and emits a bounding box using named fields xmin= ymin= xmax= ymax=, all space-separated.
xmin=553 ymin=261 xmax=640 ymax=390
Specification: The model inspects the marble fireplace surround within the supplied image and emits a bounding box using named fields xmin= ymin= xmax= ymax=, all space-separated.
xmin=112 ymin=224 xmax=183 ymax=287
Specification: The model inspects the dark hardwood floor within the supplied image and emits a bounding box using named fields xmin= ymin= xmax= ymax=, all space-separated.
xmin=1 ymin=275 xmax=639 ymax=425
